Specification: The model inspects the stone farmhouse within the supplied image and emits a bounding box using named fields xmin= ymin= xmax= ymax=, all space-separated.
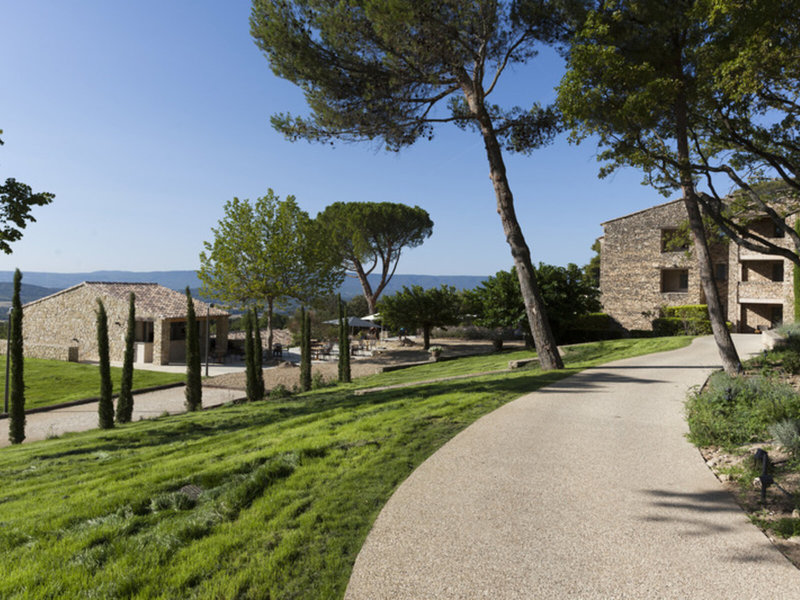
xmin=600 ymin=199 xmax=794 ymax=333
xmin=21 ymin=282 xmax=229 ymax=365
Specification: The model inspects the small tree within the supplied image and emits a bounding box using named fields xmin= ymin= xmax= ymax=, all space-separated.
xmin=96 ymin=299 xmax=114 ymax=429
xmin=316 ymin=202 xmax=433 ymax=314
xmin=0 ymin=130 xmax=54 ymax=255
xmin=8 ymin=268 xmax=24 ymax=444
xmin=116 ymin=292 xmax=135 ymax=423
xmin=253 ymin=307 xmax=265 ymax=400
xmin=184 ymin=287 xmax=202 ymax=411
xmin=338 ymin=294 xmax=351 ymax=383
xmin=378 ymin=285 xmax=461 ymax=350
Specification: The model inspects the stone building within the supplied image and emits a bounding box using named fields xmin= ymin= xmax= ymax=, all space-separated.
xmin=21 ymin=282 xmax=229 ymax=365
xmin=600 ymin=199 xmax=794 ymax=332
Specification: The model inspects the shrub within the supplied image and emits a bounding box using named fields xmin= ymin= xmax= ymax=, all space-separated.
xmin=663 ymin=304 xmax=709 ymax=320
xmin=653 ymin=317 xmax=712 ymax=336
xmin=783 ymin=350 xmax=800 ymax=375
xmin=768 ymin=419 xmax=800 ymax=459
xmin=686 ymin=371 xmax=800 ymax=447
xmin=269 ymin=384 xmax=291 ymax=399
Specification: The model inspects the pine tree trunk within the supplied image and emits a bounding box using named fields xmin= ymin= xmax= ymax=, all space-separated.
xmin=422 ymin=325 xmax=431 ymax=351
xmin=675 ymin=94 xmax=742 ymax=375
xmin=184 ymin=288 xmax=202 ymax=410
xmin=459 ymin=77 xmax=563 ymax=369
xmin=245 ymin=309 xmax=257 ymax=402
xmin=352 ymin=260 xmax=377 ymax=315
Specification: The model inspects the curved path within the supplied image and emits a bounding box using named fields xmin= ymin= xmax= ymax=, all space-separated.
xmin=346 ymin=335 xmax=800 ymax=599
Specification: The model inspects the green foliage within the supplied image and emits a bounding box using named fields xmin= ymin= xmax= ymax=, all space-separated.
xmin=116 ymin=293 xmax=136 ymax=424
xmin=8 ymin=269 xmax=24 ymax=443
xmin=783 ymin=351 xmax=800 ymax=375
xmin=0 ymin=131 xmax=54 ymax=255
xmin=652 ymin=317 xmax=712 ymax=336
xmin=584 ymin=238 xmax=601 ymax=288
xmin=346 ymin=295 xmax=369 ymax=318
xmin=468 ymin=264 xmax=601 ymax=344
xmin=662 ymin=305 xmax=710 ymax=320
xmin=686 ymin=371 xmax=800 ymax=447
xmin=378 ymin=285 xmax=461 ymax=350
xmin=184 ymin=288 xmax=202 ymax=411
xmin=316 ymin=202 xmax=433 ymax=312
xmin=269 ymin=383 xmax=291 ymax=400
xmin=768 ymin=419 xmax=800 ymax=460
xmin=199 ymin=190 xmax=343 ymax=349
xmin=96 ymin=299 xmax=114 ymax=430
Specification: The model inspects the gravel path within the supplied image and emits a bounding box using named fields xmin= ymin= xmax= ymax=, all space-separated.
xmin=0 ymin=385 xmax=243 ymax=448
xmin=345 ymin=334 xmax=800 ymax=599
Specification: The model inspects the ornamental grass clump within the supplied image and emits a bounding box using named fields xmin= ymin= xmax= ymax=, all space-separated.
xmin=768 ymin=419 xmax=800 ymax=460
xmin=686 ymin=371 xmax=800 ymax=447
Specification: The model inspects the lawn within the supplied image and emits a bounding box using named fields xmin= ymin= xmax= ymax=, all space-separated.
xmin=0 ymin=336 xmax=691 ymax=599
xmin=0 ymin=356 xmax=186 ymax=411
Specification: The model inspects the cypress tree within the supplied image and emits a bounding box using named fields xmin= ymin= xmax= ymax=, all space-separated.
xmin=8 ymin=269 xmax=25 ymax=444
xmin=185 ymin=287 xmax=202 ymax=411
xmin=116 ymin=292 xmax=135 ymax=423
xmin=245 ymin=309 xmax=257 ymax=401
xmin=96 ymin=299 xmax=114 ymax=429
xmin=300 ymin=307 xmax=312 ymax=391
xmin=338 ymin=295 xmax=351 ymax=383
xmin=253 ymin=307 xmax=265 ymax=400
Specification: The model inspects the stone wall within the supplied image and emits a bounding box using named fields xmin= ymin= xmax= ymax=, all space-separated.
xmin=0 ymin=340 xmax=78 ymax=361
xmin=22 ymin=285 xmax=132 ymax=363
xmin=601 ymin=200 xmax=719 ymax=330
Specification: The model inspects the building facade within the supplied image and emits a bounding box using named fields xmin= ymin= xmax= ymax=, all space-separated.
xmin=601 ymin=200 xmax=794 ymax=332
xmin=21 ymin=282 xmax=229 ymax=365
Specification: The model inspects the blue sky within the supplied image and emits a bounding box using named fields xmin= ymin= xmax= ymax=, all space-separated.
xmin=1 ymin=0 xmax=669 ymax=277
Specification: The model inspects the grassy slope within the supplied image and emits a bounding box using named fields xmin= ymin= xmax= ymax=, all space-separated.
xmin=0 ymin=356 xmax=185 ymax=410
xmin=0 ymin=337 xmax=691 ymax=599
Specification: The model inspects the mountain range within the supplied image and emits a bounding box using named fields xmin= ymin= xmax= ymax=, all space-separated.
xmin=0 ymin=270 xmax=489 ymax=313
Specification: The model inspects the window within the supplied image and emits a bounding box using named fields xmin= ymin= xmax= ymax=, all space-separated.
xmin=772 ymin=262 xmax=785 ymax=282
xmin=715 ymin=264 xmax=728 ymax=281
xmin=661 ymin=229 xmax=689 ymax=252
xmin=661 ymin=269 xmax=689 ymax=293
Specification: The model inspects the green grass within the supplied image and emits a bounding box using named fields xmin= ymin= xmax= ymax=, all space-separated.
xmin=0 ymin=336 xmax=691 ymax=599
xmin=0 ymin=356 xmax=185 ymax=410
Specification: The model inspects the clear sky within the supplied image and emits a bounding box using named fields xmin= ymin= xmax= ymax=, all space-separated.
xmin=1 ymin=0 xmax=669 ymax=277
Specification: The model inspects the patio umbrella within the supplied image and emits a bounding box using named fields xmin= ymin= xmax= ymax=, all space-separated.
xmin=323 ymin=316 xmax=382 ymax=329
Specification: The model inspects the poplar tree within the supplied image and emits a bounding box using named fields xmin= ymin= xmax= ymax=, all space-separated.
xmin=8 ymin=268 xmax=25 ymax=444
xmin=338 ymin=295 xmax=351 ymax=383
xmin=184 ymin=287 xmax=202 ymax=411
xmin=96 ymin=299 xmax=114 ymax=429
xmin=116 ymin=292 xmax=135 ymax=423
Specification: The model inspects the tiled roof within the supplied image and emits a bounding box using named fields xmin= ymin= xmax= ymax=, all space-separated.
xmin=25 ymin=282 xmax=228 ymax=319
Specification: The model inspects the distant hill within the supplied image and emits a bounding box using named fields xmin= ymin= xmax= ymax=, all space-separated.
xmin=0 ymin=271 xmax=489 ymax=312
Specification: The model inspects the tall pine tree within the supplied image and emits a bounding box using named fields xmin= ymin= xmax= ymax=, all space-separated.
xmin=299 ymin=306 xmax=312 ymax=392
xmin=116 ymin=292 xmax=135 ymax=423
xmin=185 ymin=287 xmax=202 ymax=411
xmin=96 ymin=299 xmax=114 ymax=429
xmin=8 ymin=268 xmax=25 ymax=444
